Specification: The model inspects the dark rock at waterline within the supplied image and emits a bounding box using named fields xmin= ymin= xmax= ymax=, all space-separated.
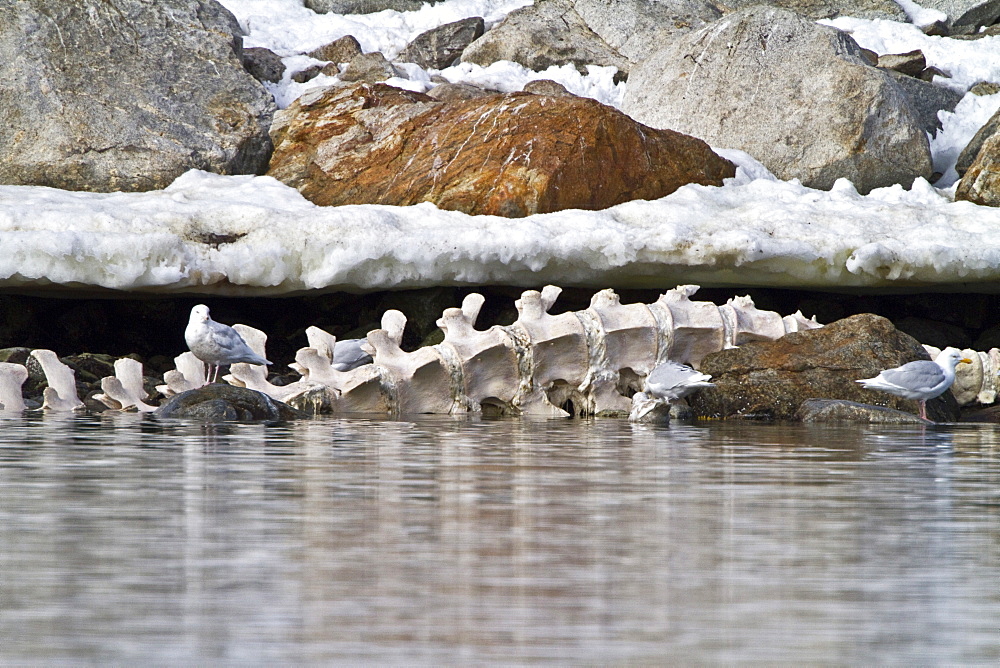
xmin=796 ymin=399 xmax=932 ymax=424
xmin=688 ymin=313 xmax=961 ymax=422
xmin=959 ymin=404 xmax=1000 ymax=422
xmin=0 ymin=0 xmax=275 ymax=193
xmin=155 ymin=384 xmax=303 ymax=421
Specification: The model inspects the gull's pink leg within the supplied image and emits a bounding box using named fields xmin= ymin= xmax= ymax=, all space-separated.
xmin=919 ymin=400 xmax=927 ymax=420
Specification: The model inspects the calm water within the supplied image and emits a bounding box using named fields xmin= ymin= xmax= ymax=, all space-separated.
xmin=0 ymin=413 xmax=998 ymax=664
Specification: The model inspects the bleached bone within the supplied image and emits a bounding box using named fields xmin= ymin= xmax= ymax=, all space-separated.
xmin=720 ymin=295 xmax=788 ymax=347
xmin=0 ymin=362 xmax=28 ymax=411
xmin=94 ymin=358 xmax=157 ymax=412
xmin=505 ymin=287 xmax=584 ymax=416
xmin=438 ymin=293 xmax=521 ymax=415
xmin=365 ymin=326 xmax=458 ymax=414
xmin=156 ymin=351 xmax=207 ymax=397
xmin=258 ymin=285 xmax=826 ymax=417
xmin=224 ymin=324 xmax=298 ymax=398
xmin=648 ymin=285 xmax=727 ymax=368
xmin=924 ymin=344 xmax=999 ymax=407
xmin=30 ymin=350 xmax=84 ymax=411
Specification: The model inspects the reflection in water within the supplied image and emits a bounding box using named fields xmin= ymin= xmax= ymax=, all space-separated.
xmin=0 ymin=414 xmax=998 ymax=663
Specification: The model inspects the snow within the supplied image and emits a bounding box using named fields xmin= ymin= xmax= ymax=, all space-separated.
xmin=2 ymin=169 xmax=998 ymax=294
xmin=5 ymin=0 xmax=1000 ymax=295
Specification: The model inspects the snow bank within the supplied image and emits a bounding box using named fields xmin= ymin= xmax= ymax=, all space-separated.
xmin=3 ymin=170 xmax=1000 ymax=295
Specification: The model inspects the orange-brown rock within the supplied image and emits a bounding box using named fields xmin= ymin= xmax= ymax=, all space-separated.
xmin=266 ymin=82 xmax=735 ymax=217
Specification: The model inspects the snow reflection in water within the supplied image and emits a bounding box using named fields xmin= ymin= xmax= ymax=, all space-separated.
xmin=0 ymin=413 xmax=998 ymax=664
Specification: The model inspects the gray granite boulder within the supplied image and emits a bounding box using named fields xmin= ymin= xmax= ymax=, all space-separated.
xmin=243 ymin=47 xmax=286 ymax=84
xmin=398 ymin=17 xmax=485 ymax=70
xmin=622 ymin=6 xmax=932 ymax=194
xmin=0 ymin=0 xmax=275 ymax=193
xmin=305 ymin=0 xmax=442 ymax=13
xmin=956 ymin=107 xmax=1000 ymax=177
xmin=572 ymin=0 xmax=723 ymax=64
xmin=956 ymin=130 xmax=1000 ymax=205
xmin=884 ymin=71 xmax=964 ymax=134
xmin=722 ymin=0 xmax=905 ymax=21
xmin=461 ymin=0 xmax=631 ymax=79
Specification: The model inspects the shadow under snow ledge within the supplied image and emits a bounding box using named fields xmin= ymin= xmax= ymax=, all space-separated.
xmin=0 ymin=169 xmax=997 ymax=296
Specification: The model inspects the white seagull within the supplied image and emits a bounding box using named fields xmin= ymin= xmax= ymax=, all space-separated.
xmin=629 ymin=361 xmax=715 ymax=423
xmin=856 ymin=348 xmax=971 ymax=420
xmin=184 ymin=304 xmax=272 ymax=383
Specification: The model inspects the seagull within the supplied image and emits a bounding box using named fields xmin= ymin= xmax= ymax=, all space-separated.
xmin=184 ymin=304 xmax=272 ymax=383
xmin=856 ymin=348 xmax=971 ymax=420
xmin=629 ymin=360 xmax=715 ymax=422
xmin=331 ymin=338 xmax=373 ymax=372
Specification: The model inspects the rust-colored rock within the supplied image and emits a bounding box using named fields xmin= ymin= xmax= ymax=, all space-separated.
xmin=688 ymin=314 xmax=960 ymax=422
xmin=266 ymin=82 xmax=735 ymax=217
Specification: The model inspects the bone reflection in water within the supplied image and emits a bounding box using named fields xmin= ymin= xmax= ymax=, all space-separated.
xmin=30 ymin=349 xmax=84 ymax=411
xmin=0 ymin=362 xmax=28 ymax=412
xmin=94 ymin=358 xmax=157 ymax=412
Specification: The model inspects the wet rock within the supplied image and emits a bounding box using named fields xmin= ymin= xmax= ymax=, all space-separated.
xmin=461 ymin=0 xmax=631 ymax=80
xmin=307 ymin=35 xmax=363 ymax=63
xmin=267 ymin=83 xmax=735 ymax=216
xmin=0 ymin=347 xmax=31 ymax=366
xmin=398 ymin=17 xmax=484 ymax=70
xmin=283 ymin=384 xmax=339 ymax=415
xmin=688 ymin=314 xmax=960 ymax=422
xmin=796 ymin=399 xmax=931 ymax=424
xmin=154 ymin=384 xmax=303 ymax=421
xmin=0 ymin=0 xmax=275 ymax=192
xmin=622 ymin=6 xmax=932 ymax=194
xmin=339 ymin=52 xmax=402 ymax=83
xmin=243 ymin=47 xmax=286 ymax=84
xmin=959 ymin=404 xmax=1000 ymax=422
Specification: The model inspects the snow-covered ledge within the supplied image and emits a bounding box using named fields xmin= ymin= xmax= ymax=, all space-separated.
xmin=3 ymin=168 xmax=1000 ymax=296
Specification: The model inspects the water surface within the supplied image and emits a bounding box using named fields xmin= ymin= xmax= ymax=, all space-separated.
xmin=1 ymin=413 xmax=998 ymax=664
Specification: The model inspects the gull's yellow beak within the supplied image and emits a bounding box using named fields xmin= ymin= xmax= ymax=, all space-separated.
xmin=960 ymin=358 xmax=973 ymax=364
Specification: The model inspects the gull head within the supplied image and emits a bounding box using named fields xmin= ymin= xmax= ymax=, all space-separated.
xmin=190 ymin=304 xmax=211 ymax=324
xmin=937 ymin=347 xmax=972 ymax=370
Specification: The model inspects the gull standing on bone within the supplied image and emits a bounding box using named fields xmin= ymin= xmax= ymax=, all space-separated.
xmin=856 ymin=348 xmax=971 ymax=420
xmin=184 ymin=305 xmax=271 ymax=383
xmin=629 ymin=361 xmax=715 ymax=423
